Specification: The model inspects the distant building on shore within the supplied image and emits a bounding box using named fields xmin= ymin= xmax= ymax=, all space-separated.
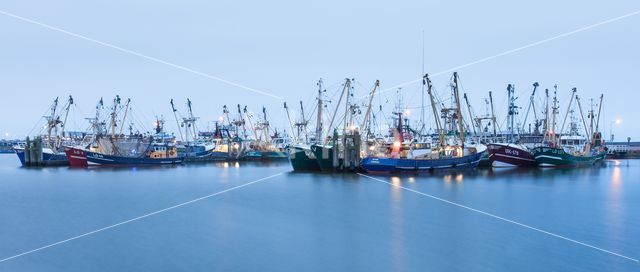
xmin=606 ymin=137 xmax=639 ymax=159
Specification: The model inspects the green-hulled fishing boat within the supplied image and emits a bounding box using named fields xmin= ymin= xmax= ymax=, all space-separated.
xmin=532 ymin=146 xmax=605 ymax=167
xmin=533 ymin=88 xmax=606 ymax=167
xmin=288 ymin=144 xmax=320 ymax=171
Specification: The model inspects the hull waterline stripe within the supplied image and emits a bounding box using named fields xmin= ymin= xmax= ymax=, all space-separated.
xmin=357 ymin=173 xmax=639 ymax=263
xmin=0 ymin=172 xmax=284 ymax=264
xmin=535 ymin=155 xmax=563 ymax=161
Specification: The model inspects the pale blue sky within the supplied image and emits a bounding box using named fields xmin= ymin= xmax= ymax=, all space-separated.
xmin=0 ymin=1 xmax=638 ymax=140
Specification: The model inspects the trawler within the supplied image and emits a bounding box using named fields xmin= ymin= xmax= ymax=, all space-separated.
xmin=487 ymin=83 xmax=537 ymax=167
xmin=532 ymin=88 xmax=606 ymax=167
xmin=66 ymin=96 xmax=182 ymax=166
xmin=310 ymin=78 xmax=380 ymax=171
xmin=170 ymin=99 xmax=215 ymax=159
xmin=361 ymin=73 xmax=486 ymax=174
xmin=240 ymin=106 xmax=288 ymax=160
xmin=287 ymin=79 xmax=325 ymax=171
xmin=16 ymin=96 xmax=75 ymax=166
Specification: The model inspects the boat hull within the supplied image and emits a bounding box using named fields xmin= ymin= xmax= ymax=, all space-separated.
xmin=310 ymin=144 xmax=335 ymax=171
xmin=64 ymin=146 xmax=88 ymax=167
xmin=487 ymin=143 xmax=537 ymax=167
xmin=85 ymin=150 xmax=183 ymax=166
xmin=361 ymin=151 xmax=486 ymax=174
xmin=14 ymin=147 xmax=68 ymax=167
xmin=477 ymin=152 xmax=492 ymax=168
xmin=241 ymin=150 xmax=288 ymax=161
xmin=288 ymin=145 xmax=321 ymax=171
xmin=532 ymin=147 xmax=605 ymax=167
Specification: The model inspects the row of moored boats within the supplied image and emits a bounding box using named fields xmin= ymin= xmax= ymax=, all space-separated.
xmin=14 ymin=72 xmax=608 ymax=172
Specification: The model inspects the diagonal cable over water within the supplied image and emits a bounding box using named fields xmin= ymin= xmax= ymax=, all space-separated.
xmin=0 ymin=9 xmax=284 ymax=100
xmin=358 ymin=173 xmax=639 ymax=263
xmin=376 ymin=9 xmax=640 ymax=96
xmin=0 ymin=172 xmax=285 ymax=264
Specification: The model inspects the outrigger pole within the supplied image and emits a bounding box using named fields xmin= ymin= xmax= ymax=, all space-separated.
xmin=170 ymin=99 xmax=184 ymax=141
xmin=521 ymin=82 xmax=539 ymax=133
xmin=324 ymin=78 xmax=350 ymax=145
xmin=425 ymin=74 xmax=444 ymax=151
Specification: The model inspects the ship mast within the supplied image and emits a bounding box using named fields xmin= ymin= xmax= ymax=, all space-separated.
xmin=575 ymin=93 xmax=591 ymax=143
xmin=587 ymin=97 xmax=598 ymax=137
xmin=420 ymin=30 xmax=425 ymax=134
xmin=236 ymin=104 xmax=246 ymax=138
xmin=60 ymin=95 xmax=74 ymax=138
xmin=57 ymin=95 xmax=74 ymax=149
xmin=343 ymin=79 xmax=352 ymax=135
xmin=182 ymin=99 xmax=199 ymax=143
xmin=242 ymin=106 xmax=257 ymax=141
xmin=46 ymin=97 xmax=60 ymax=146
xmin=223 ymin=105 xmax=231 ymax=126
xmin=110 ymin=95 xmax=121 ymax=139
xmin=543 ymin=89 xmax=550 ymax=143
xmin=299 ymin=102 xmax=307 ymax=141
xmin=283 ymin=102 xmax=295 ymax=141
xmin=87 ymin=98 xmax=105 ymax=137
xmin=559 ymin=88 xmax=576 ymax=144
xmin=119 ymin=98 xmax=131 ymax=136
xmin=595 ymin=94 xmax=603 ymax=134
xmin=489 ymin=91 xmax=497 ymax=138
xmin=550 ymin=85 xmax=559 ymax=145
xmin=262 ymin=106 xmax=271 ymax=143
xmin=452 ymin=72 xmax=465 ymax=146
xmin=506 ymin=84 xmax=517 ymax=142
xmin=315 ymin=79 xmax=324 ymax=144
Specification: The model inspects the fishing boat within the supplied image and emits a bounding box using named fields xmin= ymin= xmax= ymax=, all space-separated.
xmin=0 ymin=140 xmax=17 ymax=153
xmin=67 ymin=96 xmax=183 ymax=166
xmin=168 ymin=99 xmax=216 ymax=160
xmin=204 ymin=105 xmax=246 ymax=161
xmin=84 ymin=141 xmax=182 ymax=165
xmin=65 ymin=97 xmax=153 ymax=166
xmin=487 ymin=143 xmax=536 ymax=167
xmin=286 ymin=79 xmax=325 ymax=171
xmin=239 ymin=106 xmax=288 ymax=160
xmin=309 ymin=78 xmax=379 ymax=171
xmin=532 ymin=145 xmax=605 ymax=167
xmin=361 ymin=146 xmax=486 ymax=173
xmin=64 ymin=145 xmax=88 ymax=167
xmin=361 ymin=73 xmax=487 ymax=174
xmin=487 ymin=83 xmax=538 ymax=167
xmin=16 ymin=142 xmax=69 ymax=166
xmin=16 ymin=96 xmax=76 ymax=166
xmin=533 ymin=89 xmax=606 ymax=167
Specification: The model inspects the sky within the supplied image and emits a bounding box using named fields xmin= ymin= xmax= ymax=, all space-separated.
xmin=0 ymin=0 xmax=638 ymax=141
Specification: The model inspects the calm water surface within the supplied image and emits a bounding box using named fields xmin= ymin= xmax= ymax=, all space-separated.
xmin=0 ymin=154 xmax=638 ymax=271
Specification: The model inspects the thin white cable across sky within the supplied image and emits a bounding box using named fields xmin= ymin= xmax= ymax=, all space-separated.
xmin=2 ymin=9 xmax=638 ymax=101
xmin=0 ymin=9 xmax=285 ymax=101
xmin=376 ymin=9 xmax=640 ymax=96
